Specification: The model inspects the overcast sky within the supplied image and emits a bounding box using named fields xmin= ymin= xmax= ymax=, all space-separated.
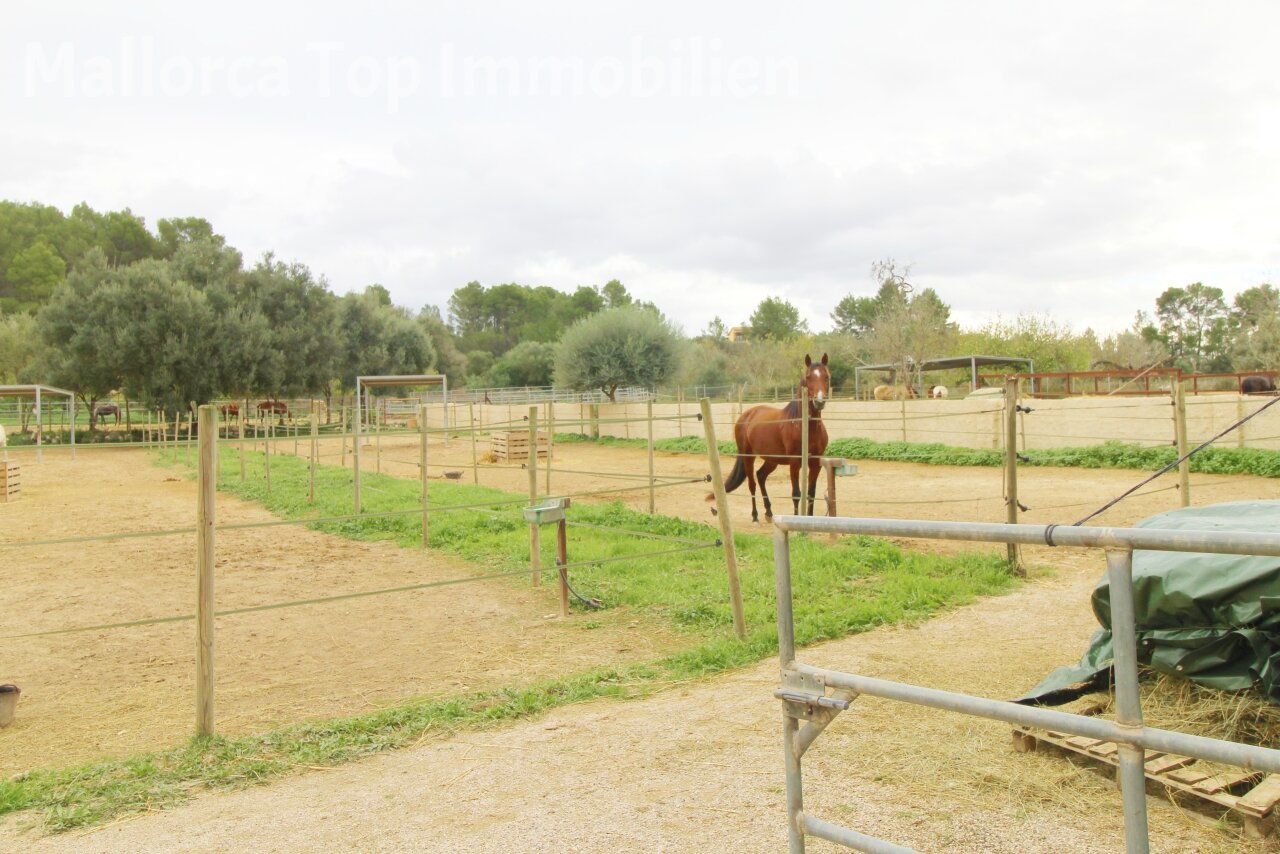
xmin=4 ymin=1 xmax=1278 ymax=336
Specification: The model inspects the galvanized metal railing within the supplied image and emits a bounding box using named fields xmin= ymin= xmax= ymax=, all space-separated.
xmin=772 ymin=515 xmax=1280 ymax=854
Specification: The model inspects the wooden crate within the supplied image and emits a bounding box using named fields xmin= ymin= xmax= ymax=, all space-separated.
xmin=491 ymin=430 xmax=548 ymax=461
xmin=1 ymin=460 xmax=19 ymax=503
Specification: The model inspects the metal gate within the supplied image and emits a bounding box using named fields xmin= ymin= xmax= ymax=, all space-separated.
xmin=772 ymin=515 xmax=1280 ymax=854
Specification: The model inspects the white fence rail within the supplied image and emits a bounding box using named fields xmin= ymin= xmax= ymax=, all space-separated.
xmin=772 ymin=515 xmax=1280 ymax=853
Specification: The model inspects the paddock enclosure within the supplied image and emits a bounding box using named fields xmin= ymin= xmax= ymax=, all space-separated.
xmin=4 ymin=392 xmax=1280 ymax=851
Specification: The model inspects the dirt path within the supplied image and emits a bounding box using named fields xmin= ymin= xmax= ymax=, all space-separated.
xmin=2 ymin=547 xmax=1266 ymax=853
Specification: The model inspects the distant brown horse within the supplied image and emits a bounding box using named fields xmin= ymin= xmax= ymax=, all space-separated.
xmin=708 ymin=353 xmax=831 ymax=522
xmin=1241 ymin=376 xmax=1277 ymax=395
xmin=93 ymin=403 xmax=120 ymax=426
xmin=218 ymin=403 xmax=241 ymax=419
xmin=257 ymin=400 xmax=289 ymax=424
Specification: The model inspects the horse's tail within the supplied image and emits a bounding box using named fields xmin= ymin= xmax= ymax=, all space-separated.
xmin=706 ymin=456 xmax=748 ymax=502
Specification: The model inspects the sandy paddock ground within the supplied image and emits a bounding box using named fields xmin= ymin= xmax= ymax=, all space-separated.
xmin=3 ymin=435 xmax=1280 ymax=852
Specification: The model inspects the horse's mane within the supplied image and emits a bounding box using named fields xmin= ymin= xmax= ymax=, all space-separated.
xmin=783 ymin=399 xmax=800 ymax=419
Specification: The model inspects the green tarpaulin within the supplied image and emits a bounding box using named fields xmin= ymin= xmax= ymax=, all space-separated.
xmin=1020 ymin=500 xmax=1280 ymax=706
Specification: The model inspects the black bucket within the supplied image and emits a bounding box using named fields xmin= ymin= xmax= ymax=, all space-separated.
xmin=0 ymin=684 xmax=20 ymax=727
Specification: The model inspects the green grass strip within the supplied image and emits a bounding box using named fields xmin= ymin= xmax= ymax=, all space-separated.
xmin=555 ymin=432 xmax=1280 ymax=478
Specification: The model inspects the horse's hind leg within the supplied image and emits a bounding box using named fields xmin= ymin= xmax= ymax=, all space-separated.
xmin=789 ymin=462 xmax=802 ymax=515
xmin=745 ymin=459 xmax=760 ymax=523
xmin=757 ymin=460 xmax=778 ymax=521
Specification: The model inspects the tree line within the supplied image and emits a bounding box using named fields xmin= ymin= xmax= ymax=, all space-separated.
xmin=697 ymin=260 xmax=1278 ymax=389
xmin=0 ymin=202 xmax=680 ymax=418
xmin=2 ymin=201 xmax=1278 ymax=418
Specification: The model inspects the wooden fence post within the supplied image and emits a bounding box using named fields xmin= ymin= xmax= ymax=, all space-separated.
xmin=354 ymin=394 xmax=362 ymax=514
xmin=419 ymin=407 xmax=430 ymax=547
xmin=1237 ymin=396 xmax=1246 ymax=448
xmin=195 ymin=404 xmax=217 ymax=737
xmin=647 ymin=399 xmax=656 ymax=514
xmin=309 ymin=403 xmax=318 ymax=505
xmin=1173 ymin=381 xmax=1191 ymax=507
xmin=528 ymin=406 xmax=541 ymax=587
xmin=701 ymin=397 xmax=746 ymax=640
xmin=800 ymin=388 xmax=810 ymax=516
xmin=264 ymin=419 xmax=272 ymax=494
xmin=556 ymin=516 xmax=570 ymax=618
xmin=340 ymin=405 xmax=348 ymax=468
xmin=545 ymin=400 xmax=554 ymax=495
xmin=470 ymin=402 xmax=479 ymax=484
xmin=1004 ymin=378 xmax=1025 ymax=576
xmin=238 ymin=404 xmax=246 ymax=482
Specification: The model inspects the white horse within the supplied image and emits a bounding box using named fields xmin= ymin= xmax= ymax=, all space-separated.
xmin=930 ymin=385 xmax=949 ymax=399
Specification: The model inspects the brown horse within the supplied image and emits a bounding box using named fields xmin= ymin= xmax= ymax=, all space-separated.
xmin=93 ymin=403 xmax=120 ymax=426
xmin=257 ymin=400 xmax=289 ymax=424
xmin=709 ymin=353 xmax=831 ymax=522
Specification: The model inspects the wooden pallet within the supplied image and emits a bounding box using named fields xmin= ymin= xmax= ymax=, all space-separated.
xmin=490 ymin=430 xmax=548 ymax=462
xmin=1013 ymin=711 xmax=1280 ymax=838
xmin=1 ymin=460 xmax=18 ymax=503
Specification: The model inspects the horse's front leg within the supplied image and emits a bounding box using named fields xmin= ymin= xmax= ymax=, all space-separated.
xmin=806 ymin=458 xmax=822 ymax=516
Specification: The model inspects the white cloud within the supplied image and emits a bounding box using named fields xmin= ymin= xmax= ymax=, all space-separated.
xmin=2 ymin=0 xmax=1279 ymax=337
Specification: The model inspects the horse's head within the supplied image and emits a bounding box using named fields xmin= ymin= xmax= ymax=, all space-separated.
xmin=802 ymin=353 xmax=831 ymax=412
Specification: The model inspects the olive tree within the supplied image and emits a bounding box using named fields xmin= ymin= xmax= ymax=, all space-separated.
xmin=489 ymin=340 xmax=556 ymax=387
xmin=554 ymin=306 xmax=679 ymax=400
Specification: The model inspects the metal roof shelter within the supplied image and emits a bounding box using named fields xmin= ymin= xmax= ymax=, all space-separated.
xmin=0 ymin=384 xmax=77 ymax=462
xmin=354 ymin=374 xmax=447 ymax=514
xmin=853 ymin=355 xmax=1035 ymax=398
